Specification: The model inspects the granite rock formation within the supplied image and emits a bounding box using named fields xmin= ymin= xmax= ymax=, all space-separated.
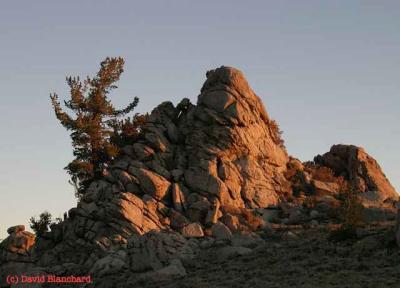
xmin=1 ymin=66 xmax=398 ymax=287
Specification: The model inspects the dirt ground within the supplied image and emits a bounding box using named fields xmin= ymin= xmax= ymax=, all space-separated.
xmin=139 ymin=223 xmax=400 ymax=288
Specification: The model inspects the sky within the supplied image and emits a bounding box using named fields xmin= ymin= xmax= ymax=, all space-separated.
xmin=0 ymin=0 xmax=399 ymax=238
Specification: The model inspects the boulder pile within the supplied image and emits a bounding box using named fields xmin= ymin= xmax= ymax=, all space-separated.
xmin=1 ymin=66 xmax=398 ymax=286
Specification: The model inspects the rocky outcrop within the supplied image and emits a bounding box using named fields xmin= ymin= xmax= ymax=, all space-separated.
xmin=1 ymin=66 xmax=398 ymax=285
xmin=314 ymin=144 xmax=398 ymax=206
xmin=0 ymin=225 xmax=35 ymax=263
xmin=0 ymin=226 xmax=38 ymax=287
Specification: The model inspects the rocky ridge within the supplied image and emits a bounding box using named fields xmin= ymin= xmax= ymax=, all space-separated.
xmin=1 ymin=66 xmax=398 ymax=287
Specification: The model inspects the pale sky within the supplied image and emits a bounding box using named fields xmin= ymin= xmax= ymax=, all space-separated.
xmin=0 ymin=0 xmax=399 ymax=238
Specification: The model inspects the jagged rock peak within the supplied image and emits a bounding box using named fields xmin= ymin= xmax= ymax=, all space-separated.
xmin=201 ymin=66 xmax=251 ymax=96
xmin=198 ymin=66 xmax=270 ymax=125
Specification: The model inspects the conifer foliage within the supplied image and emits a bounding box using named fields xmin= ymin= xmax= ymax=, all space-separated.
xmin=29 ymin=211 xmax=52 ymax=237
xmin=50 ymin=57 xmax=144 ymax=197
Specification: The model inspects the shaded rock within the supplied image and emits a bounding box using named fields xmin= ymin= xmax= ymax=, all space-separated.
xmin=171 ymin=183 xmax=186 ymax=212
xmin=128 ymin=231 xmax=196 ymax=272
xmin=90 ymin=252 xmax=127 ymax=277
xmin=211 ymin=222 xmax=232 ymax=241
xmin=7 ymin=225 xmax=25 ymax=235
xmin=1 ymin=228 xmax=35 ymax=258
xmin=133 ymin=143 xmax=155 ymax=161
xmin=186 ymin=198 xmax=211 ymax=223
xmin=169 ymin=210 xmax=190 ymax=230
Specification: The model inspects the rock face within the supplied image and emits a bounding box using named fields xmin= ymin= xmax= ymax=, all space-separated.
xmin=1 ymin=66 xmax=398 ymax=284
xmin=0 ymin=225 xmax=35 ymax=263
xmin=0 ymin=226 xmax=37 ymax=287
xmin=314 ymin=145 xmax=398 ymax=206
xmin=186 ymin=66 xmax=290 ymax=210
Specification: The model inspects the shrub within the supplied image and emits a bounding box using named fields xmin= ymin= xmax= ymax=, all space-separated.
xmin=29 ymin=211 xmax=53 ymax=237
xmin=340 ymin=186 xmax=364 ymax=228
xmin=329 ymin=186 xmax=364 ymax=241
xmin=269 ymin=119 xmax=285 ymax=148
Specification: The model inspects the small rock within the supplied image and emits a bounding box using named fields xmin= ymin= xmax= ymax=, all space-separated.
xmin=211 ymin=222 xmax=232 ymax=241
xmin=310 ymin=210 xmax=319 ymax=219
xmin=181 ymin=223 xmax=204 ymax=238
xmin=222 ymin=214 xmax=240 ymax=231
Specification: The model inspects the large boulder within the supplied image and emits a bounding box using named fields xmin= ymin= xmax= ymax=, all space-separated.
xmin=0 ymin=225 xmax=35 ymax=262
xmin=0 ymin=225 xmax=37 ymax=286
xmin=314 ymin=144 xmax=398 ymax=206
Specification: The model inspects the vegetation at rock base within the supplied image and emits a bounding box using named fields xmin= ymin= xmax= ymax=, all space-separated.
xmin=329 ymin=186 xmax=365 ymax=241
xmin=50 ymin=57 xmax=146 ymax=198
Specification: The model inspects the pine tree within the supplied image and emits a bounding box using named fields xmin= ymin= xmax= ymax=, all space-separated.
xmin=50 ymin=57 xmax=141 ymax=197
xmin=29 ymin=211 xmax=52 ymax=237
